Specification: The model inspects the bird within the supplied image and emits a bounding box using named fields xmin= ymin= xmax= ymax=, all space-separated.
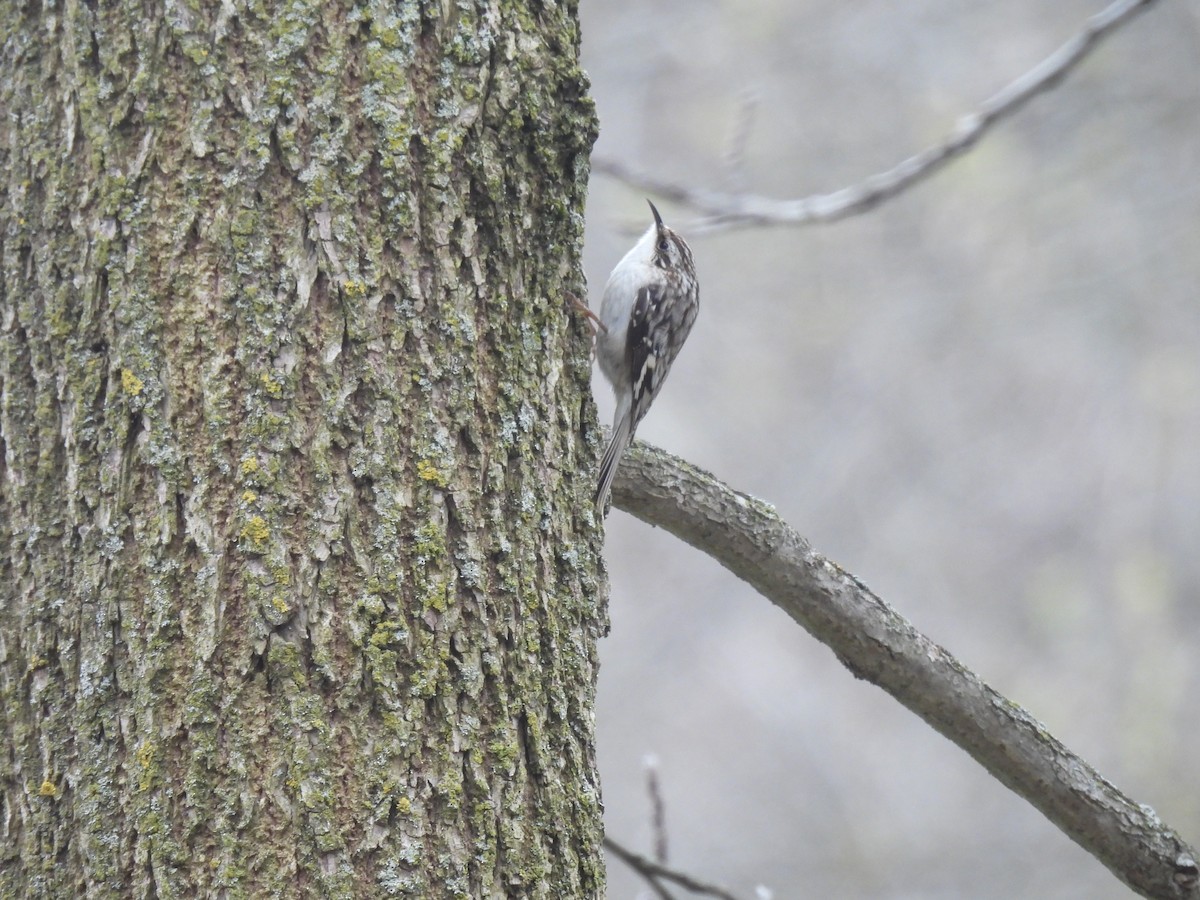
xmin=593 ymin=200 xmax=699 ymax=512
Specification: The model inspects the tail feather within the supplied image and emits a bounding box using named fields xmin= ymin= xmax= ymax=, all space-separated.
xmin=594 ymin=415 xmax=633 ymax=512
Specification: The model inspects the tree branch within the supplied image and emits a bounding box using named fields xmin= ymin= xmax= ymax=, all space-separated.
xmin=593 ymin=0 xmax=1160 ymax=233
xmin=609 ymin=443 xmax=1200 ymax=899
xmin=604 ymin=837 xmax=744 ymax=900
xmin=644 ymin=755 xmax=670 ymax=864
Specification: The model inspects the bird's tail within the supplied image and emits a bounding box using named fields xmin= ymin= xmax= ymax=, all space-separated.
xmin=594 ymin=414 xmax=633 ymax=513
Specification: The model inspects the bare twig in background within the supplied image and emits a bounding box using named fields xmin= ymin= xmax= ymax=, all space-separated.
xmin=593 ymin=0 xmax=1160 ymax=233
xmin=644 ymin=755 xmax=669 ymax=864
xmin=604 ymin=837 xmax=745 ymax=900
xmin=607 ymin=440 xmax=1200 ymax=899
xmin=604 ymin=837 xmax=677 ymax=900
xmin=611 ymin=757 xmax=772 ymax=897
xmin=720 ymin=89 xmax=759 ymax=195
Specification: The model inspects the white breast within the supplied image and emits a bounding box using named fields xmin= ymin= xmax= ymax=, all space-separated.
xmin=596 ymin=225 xmax=657 ymax=389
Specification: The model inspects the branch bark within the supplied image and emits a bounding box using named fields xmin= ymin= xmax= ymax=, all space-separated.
xmin=610 ymin=443 xmax=1200 ymax=900
xmin=594 ymin=0 xmax=1160 ymax=233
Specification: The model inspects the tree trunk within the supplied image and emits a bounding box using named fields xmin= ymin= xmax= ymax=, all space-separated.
xmin=0 ymin=1 xmax=602 ymax=897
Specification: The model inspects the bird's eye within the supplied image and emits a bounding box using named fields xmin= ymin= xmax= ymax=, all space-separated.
xmin=657 ymin=239 xmax=670 ymax=252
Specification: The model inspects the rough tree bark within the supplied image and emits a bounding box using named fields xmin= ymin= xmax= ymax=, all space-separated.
xmin=0 ymin=1 xmax=602 ymax=897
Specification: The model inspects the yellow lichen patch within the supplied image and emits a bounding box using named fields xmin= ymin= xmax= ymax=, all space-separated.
xmin=416 ymin=459 xmax=447 ymax=487
xmin=241 ymin=490 xmax=258 ymax=504
xmin=423 ymin=580 xmax=450 ymax=612
xmin=396 ymin=796 xmax=411 ymax=814
xmin=343 ymin=279 xmax=367 ymax=297
xmin=240 ymin=457 xmax=260 ymax=476
xmin=260 ymin=371 xmax=282 ymax=397
xmin=121 ymin=368 xmax=145 ymax=396
xmin=271 ymin=595 xmax=290 ymax=614
xmin=135 ymin=742 xmax=156 ymax=791
xmin=38 ymin=779 xmax=57 ymax=797
xmin=241 ymin=515 xmax=270 ymax=547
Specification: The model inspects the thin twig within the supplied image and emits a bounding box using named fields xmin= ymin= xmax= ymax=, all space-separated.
xmin=593 ymin=0 xmax=1160 ymax=234
xmin=604 ymin=836 xmax=677 ymax=900
xmin=644 ymin=755 xmax=669 ymax=864
xmin=721 ymin=89 xmax=759 ymax=195
xmin=604 ymin=837 xmax=745 ymax=900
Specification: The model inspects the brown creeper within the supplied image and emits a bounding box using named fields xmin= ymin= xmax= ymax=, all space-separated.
xmin=594 ymin=200 xmax=699 ymax=510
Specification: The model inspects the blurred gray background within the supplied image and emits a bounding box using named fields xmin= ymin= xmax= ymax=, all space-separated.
xmin=578 ymin=2 xmax=1200 ymax=897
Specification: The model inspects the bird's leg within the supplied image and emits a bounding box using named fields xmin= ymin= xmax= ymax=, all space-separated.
xmin=565 ymin=291 xmax=607 ymax=335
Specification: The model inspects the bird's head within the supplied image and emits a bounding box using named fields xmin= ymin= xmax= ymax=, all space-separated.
xmin=642 ymin=199 xmax=694 ymax=276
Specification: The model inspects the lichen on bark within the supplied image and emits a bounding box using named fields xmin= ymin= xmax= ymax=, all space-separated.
xmin=0 ymin=0 xmax=604 ymax=897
